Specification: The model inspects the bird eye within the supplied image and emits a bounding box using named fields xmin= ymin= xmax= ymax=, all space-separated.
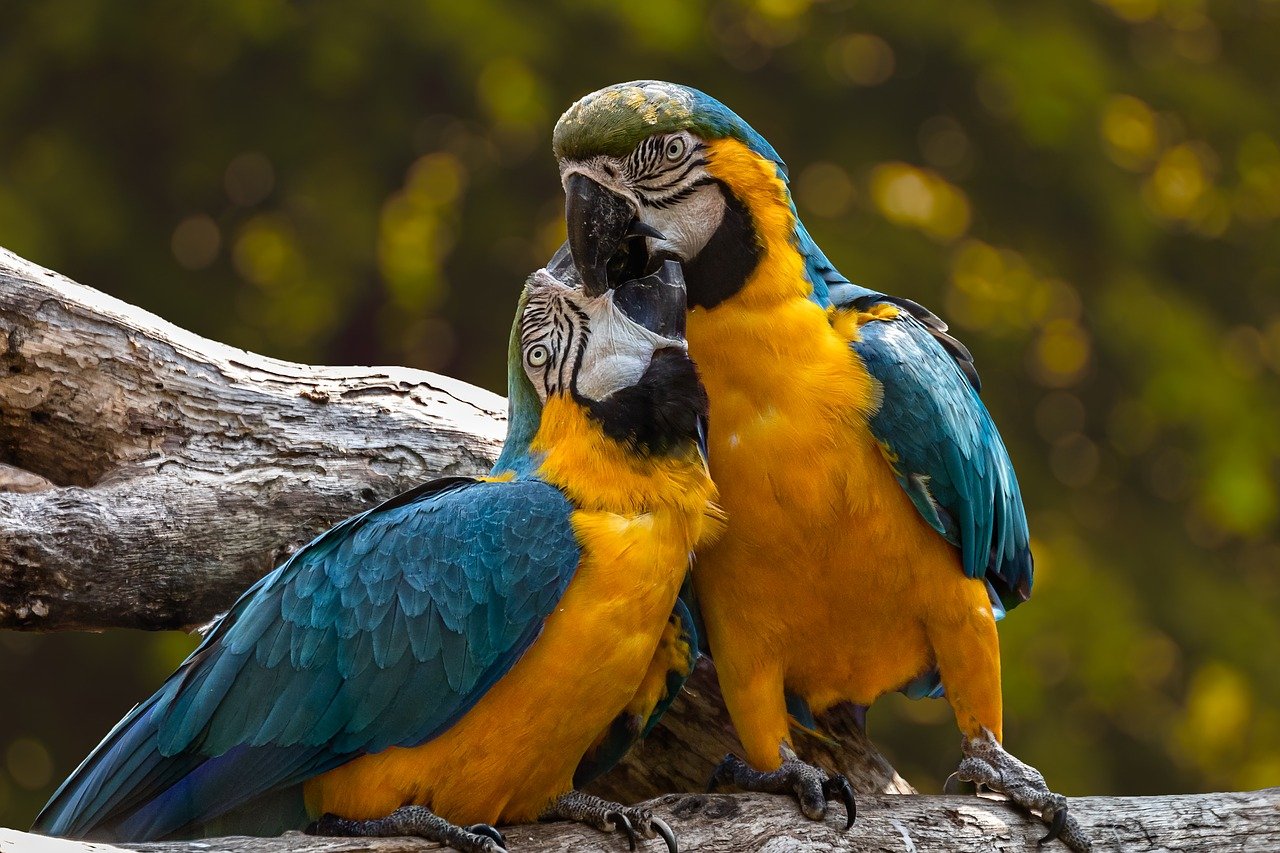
xmin=664 ymin=136 xmax=686 ymax=161
xmin=526 ymin=344 xmax=549 ymax=367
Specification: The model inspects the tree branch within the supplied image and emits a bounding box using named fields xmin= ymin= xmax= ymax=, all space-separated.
xmin=5 ymin=788 xmax=1278 ymax=852
xmin=0 ymin=246 xmax=505 ymax=631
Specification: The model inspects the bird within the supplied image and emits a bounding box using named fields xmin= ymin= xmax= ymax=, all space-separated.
xmin=551 ymin=80 xmax=1091 ymax=852
xmin=32 ymin=258 xmax=722 ymax=853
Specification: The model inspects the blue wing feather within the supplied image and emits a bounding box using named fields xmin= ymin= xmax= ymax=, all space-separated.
xmin=847 ymin=311 xmax=1033 ymax=610
xmin=35 ymin=476 xmax=581 ymax=841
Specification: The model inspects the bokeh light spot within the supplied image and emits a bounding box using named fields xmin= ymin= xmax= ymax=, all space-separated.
xmin=870 ymin=163 xmax=970 ymax=241
xmin=796 ymin=162 xmax=854 ymax=218
xmin=171 ymin=215 xmax=221 ymax=270
xmin=1100 ymin=95 xmax=1158 ymax=171
xmin=225 ymin=152 xmax=276 ymax=207
xmin=1031 ymin=319 xmax=1091 ymax=386
xmin=5 ymin=738 xmax=52 ymax=791
xmin=826 ymin=34 xmax=895 ymax=87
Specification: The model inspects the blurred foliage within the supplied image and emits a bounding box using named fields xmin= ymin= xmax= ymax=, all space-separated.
xmin=2 ymin=0 xmax=1279 ymax=829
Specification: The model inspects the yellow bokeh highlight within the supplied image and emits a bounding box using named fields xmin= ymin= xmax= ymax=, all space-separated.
xmin=870 ymin=162 xmax=970 ymax=241
xmin=946 ymin=240 xmax=1080 ymax=335
xmin=477 ymin=57 xmax=545 ymax=130
xmin=1180 ymin=662 xmax=1251 ymax=768
xmin=1143 ymin=143 xmax=1208 ymax=220
xmin=1100 ymin=95 xmax=1158 ymax=171
xmin=1034 ymin=319 xmax=1092 ymax=387
xmin=377 ymin=152 xmax=466 ymax=313
xmin=232 ymin=214 xmax=302 ymax=288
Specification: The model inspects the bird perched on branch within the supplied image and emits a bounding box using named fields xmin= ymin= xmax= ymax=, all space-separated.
xmin=552 ymin=80 xmax=1090 ymax=851
xmin=33 ymin=259 xmax=721 ymax=853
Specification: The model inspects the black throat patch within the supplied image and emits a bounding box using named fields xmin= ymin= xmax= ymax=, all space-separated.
xmin=584 ymin=348 xmax=708 ymax=458
xmin=681 ymin=182 xmax=762 ymax=310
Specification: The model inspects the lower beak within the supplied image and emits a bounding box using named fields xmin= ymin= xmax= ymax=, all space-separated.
xmin=564 ymin=173 xmax=661 ymax=296
xmin=613 ymin=260 xmax=687 ymax=341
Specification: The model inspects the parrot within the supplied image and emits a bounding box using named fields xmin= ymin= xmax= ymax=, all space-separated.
xmin=551 ymin=80 xmax=1091 ymax=852
xmin=32 ymin=258 xmax=722 ymax=853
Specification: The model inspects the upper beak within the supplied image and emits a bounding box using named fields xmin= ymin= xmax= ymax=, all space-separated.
xmin=564 ymin=172 xmax=663 ymax=296
xmin=613 ymin=259 xmax=687 ymax=341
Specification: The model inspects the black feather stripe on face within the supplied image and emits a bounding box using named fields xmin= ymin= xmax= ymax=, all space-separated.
xmin=521 ymin=287 xmax=590 ymax=398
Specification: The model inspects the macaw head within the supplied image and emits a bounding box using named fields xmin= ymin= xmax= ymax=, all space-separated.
xmin=492 ymin=256 xmax=705 ymax=475
xmin=553 ymin=80 xmax=794 ymax=310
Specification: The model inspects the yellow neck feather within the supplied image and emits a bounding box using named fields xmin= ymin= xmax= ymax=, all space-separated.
xmin=530 ymin=395 xmax=723 ymax=535
xmin=702 ymin=137 xmax=811 ymax=309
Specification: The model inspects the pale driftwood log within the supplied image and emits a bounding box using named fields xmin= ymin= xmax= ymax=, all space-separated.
xmin=4 ymin=788 xmax=1279 ymax=852
xmin=0 ymin=247 xmax=506 ymax=631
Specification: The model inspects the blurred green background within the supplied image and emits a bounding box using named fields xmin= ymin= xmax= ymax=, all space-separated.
xmin=2 ymin=0 xmax=1279 ymax=829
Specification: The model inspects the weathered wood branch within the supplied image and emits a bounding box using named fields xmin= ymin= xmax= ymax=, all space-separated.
xmin=4 ymin=788 xmax=1279 ymax=852
xmin=0 ymin=247 xmax=506 ymax=631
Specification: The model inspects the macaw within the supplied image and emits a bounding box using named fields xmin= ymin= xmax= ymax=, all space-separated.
xmin=33 ymin=259 xmax=722 ymax=853
xmin=552 ymin=80 xmax=1091 ymax=852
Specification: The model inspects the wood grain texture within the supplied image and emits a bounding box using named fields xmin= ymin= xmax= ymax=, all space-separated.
xmin=0 ymin=246 xmax=506 ymax=631
xmin=5 ymin=788 xmax=1278 ymax=852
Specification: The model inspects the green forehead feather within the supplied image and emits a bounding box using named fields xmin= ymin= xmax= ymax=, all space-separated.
xmin=553 ymin=81 xmax=701 ymax=160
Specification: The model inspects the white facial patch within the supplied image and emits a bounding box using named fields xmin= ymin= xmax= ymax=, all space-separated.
xmin=574 ymin=292 xmax=685 ymax=402
xmin=520 ymin=272 xmax=685 ymax=404
xmin=641 ymin=181 xmax=725 ymax=261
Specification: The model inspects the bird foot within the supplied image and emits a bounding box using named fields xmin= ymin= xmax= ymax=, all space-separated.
xmin=707 ymin=748 xmax=855 ymax=829
xmin=949 ymin=729 xmax=1091 ymax=852
xmin=307 ymin=805 xmax=506 ymax=853
xmin=541 ymin=789 xmax=678 ymax=853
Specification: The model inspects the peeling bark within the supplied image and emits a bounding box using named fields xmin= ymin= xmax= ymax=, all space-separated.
xmin=5 ymin=788 xmax=1278 ymax=852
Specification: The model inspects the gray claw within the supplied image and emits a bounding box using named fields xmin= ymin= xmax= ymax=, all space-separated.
xmin=607 ymin=810 xmax=638 ymax=852
xmin=651 ymin=816 xmax=678 ymax=853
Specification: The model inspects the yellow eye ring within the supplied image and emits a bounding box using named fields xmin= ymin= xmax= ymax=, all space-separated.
xmin=665 ymin=137 xmax=686 ymax=161
xmin=527 ymin=344 xmax=549 ymax=367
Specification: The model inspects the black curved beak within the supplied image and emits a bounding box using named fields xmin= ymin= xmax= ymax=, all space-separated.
xmin=613 ymin=260 xmax=687 ymax=341
xmin=564 ymin=172 xmax=664 ymax=296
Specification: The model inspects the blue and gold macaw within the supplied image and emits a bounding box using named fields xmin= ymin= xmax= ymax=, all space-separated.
xmin=33 ymin=260 xmax=721 ymax=853
xmin=553 ymin=81 xmax=1090 ymax=851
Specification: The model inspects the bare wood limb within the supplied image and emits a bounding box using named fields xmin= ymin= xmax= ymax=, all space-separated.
xmin=0 ymin=247 xmax=506 ymax=631
xmin=5 ymin=788 xmax=1278 ymax=852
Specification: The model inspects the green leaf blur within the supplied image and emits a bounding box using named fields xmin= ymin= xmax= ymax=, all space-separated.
xmin=2 ymin=0 xmax=1278 ymax=826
